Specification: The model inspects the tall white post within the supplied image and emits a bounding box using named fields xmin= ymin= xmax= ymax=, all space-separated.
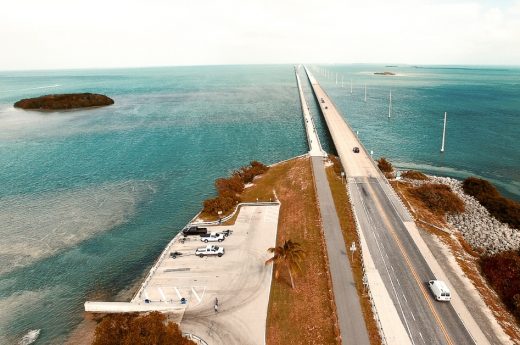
xmin=364 ymin=84 xmax=367 ymax=102
xmin=350 ymin=79 xmax=353 ymax=94
xmin=388 ymin=90 xmax=392 ymax=118
xmin=441 ymin=112 xmax=447 ymax=152
xmin=336 ymin=73 xmax=338 ymax=84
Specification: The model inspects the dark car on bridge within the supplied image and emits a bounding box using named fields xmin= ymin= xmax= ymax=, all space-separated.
xmin=353 ymin=147 xmax=360 ymax=153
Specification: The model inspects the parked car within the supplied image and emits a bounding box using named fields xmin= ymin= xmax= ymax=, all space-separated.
xmin=200 ymin=232 xmax=225 ymax=243
xmin=195 ymin=245 xmax=225 ymax=257
xmin=320 ymin=98 xmax=325 ymax=103
xmin=182 ymin=226 xmax=208 ymax=237
xmin=353 ymin=147 xmax=360 ymax=153
xmin=428 ymin=280 xmax=451 ymax=301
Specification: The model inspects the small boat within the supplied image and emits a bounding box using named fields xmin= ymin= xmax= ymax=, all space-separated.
xmin=19 ymin=329 xmax=40 ymax=345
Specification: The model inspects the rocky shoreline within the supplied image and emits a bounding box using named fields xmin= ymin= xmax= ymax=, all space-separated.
xmin=406 ymin=175 xmax=520 ymax=255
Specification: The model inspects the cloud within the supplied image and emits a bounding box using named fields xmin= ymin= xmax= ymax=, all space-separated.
xmin=0 ymin=0 xmax=519 ymax=70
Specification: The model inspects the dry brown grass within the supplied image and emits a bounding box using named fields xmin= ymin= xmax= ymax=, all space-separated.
xmin=401 ymin=170 xmax=429 ymax=180
xmin=240 ymin=156 xmax=338 ymax=345
xmin=391 ymin=180 xmax=448 ymax=229
xmin=325 ymin=161 xmax=382 ymax=345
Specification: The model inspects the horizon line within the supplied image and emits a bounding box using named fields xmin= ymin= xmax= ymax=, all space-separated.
xmin=2 ymin=62 xmax=520 ymax=73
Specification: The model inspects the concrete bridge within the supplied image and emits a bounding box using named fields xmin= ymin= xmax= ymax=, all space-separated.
xmin=303 ymin=66 xmax=490 ymax=345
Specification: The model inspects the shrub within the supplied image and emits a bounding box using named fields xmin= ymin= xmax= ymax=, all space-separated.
xmin=201 ymin=160 xmax=269 ymax=217
xmin=202 ymin=195 xmax=237 ymax=216
xmin=401 ymin=170 xmax=428 ymax=180
xmin=377 ymin=157 xmax=393 ymax=173
xmin=480 ymin=251 xmax=520 ymax=320
xmin=410 ymin=183 xmax=464 ymax=215
xmin=237 ymin=161 xmax=269 ymax=184
xmin=92 ymin=311 xmax=196 ymax=345
xmin=215 ymin=174 xmax=244 ymax=194
xmin=463 ymin=177 xmax=520 ymax=230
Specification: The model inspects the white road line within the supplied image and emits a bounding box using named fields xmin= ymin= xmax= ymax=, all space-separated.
xmin=191 ymin=287 xmax=201 ymax=303
xmin=158 ymin=287 xmax=167 ymax=302
xmin=174 ymin=287 xmax=182 ymax=300
xmin=419 ymin=332 xmax=425 ymax=344
xmin=354 ymin=182 xmax=416 ymax=345
xmin=403 ymin=293 xmax=408 ymax=303
xmin=410 ymin=310 xmax=416 ymax=321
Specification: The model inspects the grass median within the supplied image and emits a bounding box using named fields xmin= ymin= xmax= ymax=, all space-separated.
xmin=241 ymin=156 xmax=339 ymax=345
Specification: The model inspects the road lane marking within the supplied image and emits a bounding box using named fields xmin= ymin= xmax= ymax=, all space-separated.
xmin=364 ymin=181 xmax=455 ymax=345
xmin=410 ymin=310 xmax=416 ymax=321
xmin=355 ymin=182 xmax=416 ymax=345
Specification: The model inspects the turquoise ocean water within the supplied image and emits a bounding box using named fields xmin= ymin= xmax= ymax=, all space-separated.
xmin=0 ymin=64 xmax=518 ymax=344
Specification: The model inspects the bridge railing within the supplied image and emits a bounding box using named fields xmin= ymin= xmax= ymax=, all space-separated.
xmin=308 ymin=66 xmax=413 ymax=222
xmin=347 ymin=179 xmax=388 ymax=345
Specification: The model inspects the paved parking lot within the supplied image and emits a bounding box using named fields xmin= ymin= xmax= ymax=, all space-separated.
xmin=136 ymin=204 xmax=280 ymax=344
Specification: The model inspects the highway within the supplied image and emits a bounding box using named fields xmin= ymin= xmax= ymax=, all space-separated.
xmin=304 ymin=66 xmax=488 ymax=345
xmin=295 ymin=66 xmax=370 ymax=345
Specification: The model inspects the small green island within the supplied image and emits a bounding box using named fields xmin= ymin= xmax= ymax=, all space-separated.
xmin=374 ymin=71 xmax=396 ymax=76
xmin=14 ymin=93 xmax=114 ymax=110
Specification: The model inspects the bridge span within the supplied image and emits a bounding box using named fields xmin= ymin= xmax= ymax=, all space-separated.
xmin=304 ymin=66 xmax=489 ymax=345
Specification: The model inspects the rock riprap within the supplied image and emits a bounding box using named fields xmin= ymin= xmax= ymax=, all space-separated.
xmin=425 ymin=176 xmax=520 ymax=254
xmin=14 ymin=93 xmax=114 ymax=110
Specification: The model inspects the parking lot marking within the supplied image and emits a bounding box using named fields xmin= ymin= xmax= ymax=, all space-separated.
xmin=158 ymin=287 xmax=167 ymax=302
xmin=174 ymin=287 xmax=182 ymax=300
xmin=191 ymin=287 xmax=202 ymax=303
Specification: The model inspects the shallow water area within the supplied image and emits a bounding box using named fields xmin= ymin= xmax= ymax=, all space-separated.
xmin=0 ymin=64 xmax=518 ymax=344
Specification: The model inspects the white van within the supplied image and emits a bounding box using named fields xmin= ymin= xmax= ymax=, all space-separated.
xmin=428 ymin=280 xmax=451 ymax=302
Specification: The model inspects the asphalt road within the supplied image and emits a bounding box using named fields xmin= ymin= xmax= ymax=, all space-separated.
xmin=311 ymin=156 xmax=370 ymax=345
xmin=351 ymin=177 xmax=473 ymax=345
xmin=304 ymin=66 xmax=481 ymax=345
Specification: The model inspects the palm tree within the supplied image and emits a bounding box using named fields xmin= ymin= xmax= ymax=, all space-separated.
xmin=265 ymin=239 xmax=305 ymax=289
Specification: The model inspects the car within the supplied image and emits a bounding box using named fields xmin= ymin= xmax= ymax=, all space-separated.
xmin=353 ymin=147 xmax=360 ymax=153
xmin=195 ymin=245 xmax=225 ymax=257
xmin=182 ymin=226 xmax=208 ymax=237
xmin=200 ymin=232 xmax=225 ymax=243
xmin=320 ymin=98 xmax=325 ymax=103
xmin=428 ymin=280 xmax=451 ymax=301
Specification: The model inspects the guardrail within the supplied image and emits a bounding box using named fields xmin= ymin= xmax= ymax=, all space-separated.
xmin=189 ymin=201 xmax=280 ymax=226
xmin=346 ymin=179 xmax=388 ymax=345
xmin=307 ymin=66 xmax=413 ymax=223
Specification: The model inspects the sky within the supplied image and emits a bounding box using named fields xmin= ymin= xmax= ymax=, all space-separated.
xmin=1 ymin=0 xmax=519 ymax=70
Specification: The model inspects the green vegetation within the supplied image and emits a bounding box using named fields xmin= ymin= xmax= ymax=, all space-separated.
xmin=265 ymin=239 xmax=305 ymax=289
xmin=376 ymin=157 xmax=393 ymax=173
xmin=480 ymin=251 xmax=520 ymax=321
xmin=401 ymin=170 xmax=429 ymax=180
xmin=201 ymin=160 xmax=269 ymax=217
xmin=462 ymin=177 xmax=520 ymax=230
xmin=410 ymin=183 xmax=464 ymax=216
xmin=92 ymin=312 xmax=195 ymax=345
